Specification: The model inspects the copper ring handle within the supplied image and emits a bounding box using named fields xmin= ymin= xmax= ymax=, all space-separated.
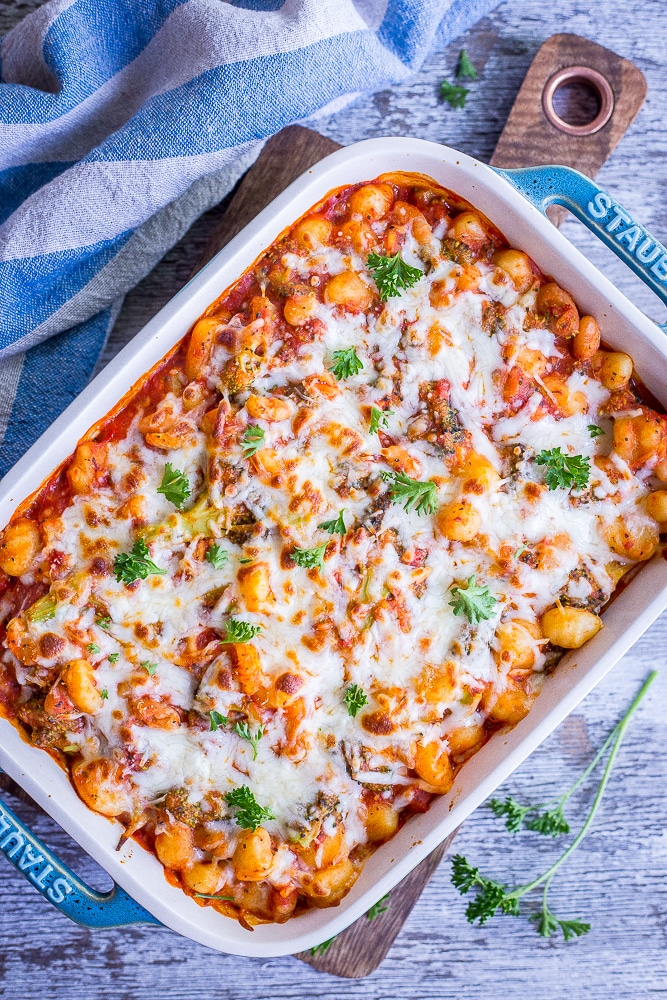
xmin=542 ymin=65 xmax=615 ymax=136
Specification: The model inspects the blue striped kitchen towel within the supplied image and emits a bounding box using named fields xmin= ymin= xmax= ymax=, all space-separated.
xmin=0 ymin=0 xmax=497 ymax=479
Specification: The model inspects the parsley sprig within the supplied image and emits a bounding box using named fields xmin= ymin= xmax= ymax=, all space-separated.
xmin=366 ymin=893 xmax=390 ymax=921
xmin=86 ymin=642 xmax=101 ymax=654
xmin=457 ymin=48 xmax=477 ymax=80
xmin=141 ymin=660 xmax=157 ymax=676
xmin=381 ymin=470 xmax=438 ymax=516
xmin=448 ymin=575 xmax=497 ymax=625
xmin=439 ymin=80 xmax=469 ymax=109
xmin=291 ymin=543 xmax=328 ymax=572
xmin=318 ymin=511 xmax=347 ymax=536
xmin=233 ymin=721 xmax=264 ymax=760
xmin=534 ymin=447 xmax=590 ymax=491
xmin=369 ymin=406 xmax=393 ymax=434
xmin=114 ymin=539 xmax=166 ymax=585
xmin=157 ymin=463 xmax=191 ymax=509
xmin=224 ymin=785 xmax=274 ymax=831
xmin=224 ymin=619 xmax=261 ymax=643
xmin=452 ymin=672 xmax=656 ymax=939
xmin=344 ymin=683 xmax=368 ymax=718
xmin=242 ymin=425 xmax=265 ymax=458
xmin=310 ymin=937 xmax=336 ymax=957
xmin=209 ymin=710 xmax=229 ymax=731
xmin=367 ymin=251 xmax=423 ymax=301
xmin=206 ymin=544 xmax=228 ymax=570
xmin=329 ymin=347 xmax=363 ymax=380
xmin=588 ymin=424 xmax=604 ymax=439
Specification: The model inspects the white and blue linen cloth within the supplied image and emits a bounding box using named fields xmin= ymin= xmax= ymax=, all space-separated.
xmin=0 ymin=0 xmax=496 ymax=478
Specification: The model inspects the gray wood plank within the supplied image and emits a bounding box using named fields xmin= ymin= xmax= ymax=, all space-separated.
xmin=1 ymin=1 xmax=667 ymax=997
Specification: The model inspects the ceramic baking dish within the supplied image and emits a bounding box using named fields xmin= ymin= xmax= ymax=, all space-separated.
xmin=1 ymin=138 xmax=667 ymax=957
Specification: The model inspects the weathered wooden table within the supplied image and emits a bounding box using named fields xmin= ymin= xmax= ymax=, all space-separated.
xmin=1 ymin=1 xmax=666 ymax=997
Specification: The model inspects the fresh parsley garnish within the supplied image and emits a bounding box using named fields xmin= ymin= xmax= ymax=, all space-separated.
xmin=380 ymin=470 xmax=438 ymax=516
xmin=439 ymin=80 xmax=469 ymax=109
xmin=329 ymin=347 xmax=363 ymax=380
xmin=157 ymin=463 xmax=191 ymax=509
xmin=588 ymin=424 xmax=604 ymax=439
xmin=224 ymin=619 xmax=262 ymax=643
xmin=242 ymin=425 xmax=265 ymax=458
xmin=489 ymin=797 xmax=570 ymax=837
xmin=309 ymin=937 xmax=336 ymax=957
xmin=108 ymin=653 xmax=120 ymax=664
xmin=367 ymin=251 xmax=423 ymax=301
xmin=233 ymin=721 xmax=264 ymax=760
xmin=141 ymin=661 xmax=157 ymax=676
xmin=86 ymin=643 xmax=101 ymax=654
xmin=224 ymin=785 xmax=274 ymax=831
xmin=114 ymin=539 xmax=166 ymax=585
xmin=96 ymin=615 xmax=111 ymax=629
xmin=456 ymin=48 xmax=477 ymax=80
xmin=452 ymin=672 xmax=656 ymax=939
xmin=209 ymin=710 xmax=229 ymax=732
xmin=318 ymin=510 xmax=347 ymax=535
xmin=101 ymin=689 xmax=109 ymax=700
xmin=369 ymin=406 xmax=393 ymax=434
xmin=344 ymin=683 xmax=368 ymax=718
xmin=367 ymin=893 xmax=390 ymax=921
xmin=291 ymin=543 xmax=328 ymax=572
xmin=514 ymin=544 xmax=528 ymax=560
xmin=238 ymin=556 xmax=254 ymax=564
xmin=206 ymin=544 xmax=228 ymax=570
xmin=534 ymin=447 xmax=590 ymax=490
xmin=449 ymin=575 xmax=497 ymax=625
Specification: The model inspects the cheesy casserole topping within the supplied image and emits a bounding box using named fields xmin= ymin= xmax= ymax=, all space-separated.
xmin=0 ymin=173 xmax=665 ymax=926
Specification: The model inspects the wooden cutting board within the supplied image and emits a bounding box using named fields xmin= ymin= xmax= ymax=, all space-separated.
xmin=0 ymin=31 xmax=646 ymax=982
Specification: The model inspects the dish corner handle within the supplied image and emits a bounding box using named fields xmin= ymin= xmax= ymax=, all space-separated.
xmin=0 ymin=783 xmax=160 ymax=929
xmin=494 ymin=164 xmax=667 ymax=333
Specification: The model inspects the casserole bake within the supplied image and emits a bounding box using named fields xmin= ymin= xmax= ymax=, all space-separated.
xmin=0 ymin=139 xmax=666 ymax=956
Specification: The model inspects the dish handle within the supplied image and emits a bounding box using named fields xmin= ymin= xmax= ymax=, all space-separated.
xmin=494 ymin=164 xmax=667 ymax=332
xmin=0 ymin=780 xmax=160 ymax=928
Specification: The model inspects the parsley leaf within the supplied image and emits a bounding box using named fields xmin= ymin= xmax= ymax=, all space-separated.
xmin=233 ymin=721 xmax=264 ymax=760
xmin=490 ymin=795 xmax=570 ymax=837
xmin=141 ymin=660 xmax=157 ymax=676
xmin=195 ymin=893 xmax=236 ymax=902
xmin=310 ymin=937 xmax=336 ymax=957
xmin=224 ymin=785 xmax=274 ymax=831
xmin=206 ymin=544 xmax=228 ymax=570
xmin=367 ymin=893 xmax=390 ymax=921
xmin=108 ymin=653 xmax=120 ymax=664
xmin=86 ymin=642 xmax=101 ymax=654
xmin=344 ymin=683 xmax=368 ymax=717
xmin=369 ymin=406 xmax=393 ymax=434
xmin=588 ymin=424 xmax=604 ymax=439
xmin=488 ymin=797 xmax=532 ymax=834
xmin=157 ymin=463 xmax=191 ymax=509
xmin=224 ymin=619 xmax=261 ymax=643
xmin=242 ymin=425 xmax=265 ymax=458
xmin=96 ymin=615 xmax=111 ymax=629
xmin=534 ymin=447 xmax=590 ymax=490
xmin=439 ymin=80 xmax=469 ymax=109
xmin=329 ymin=347 xmax=363 ymax=380
xmin=367 ymin=251 xmax=423 ymax=301
xmin=291 ymin=543 xmax=328 ymax=572
xmin=381 ymin=470 xmax=438 ymax=516
xmin=114 ymin=539 xmax=167 ymax=585
xmin=456 ymin=48 xmax=477 ymax=80
xmin=449 ymin=575 xmax=497 ymax=625
xmin=209 ymin=710 xmax=229 ymax=732
xmin=101 ymin=689 xmax=109 ymax=700
xmin=318 ymin=510 xmax=347 ymax=535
